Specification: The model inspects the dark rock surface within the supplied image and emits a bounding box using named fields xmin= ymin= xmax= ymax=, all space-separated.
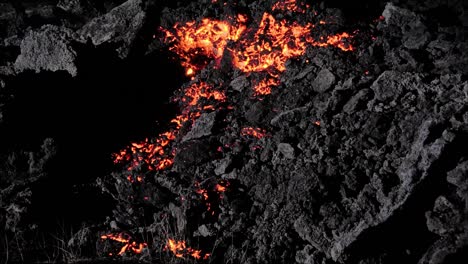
xmin=14 ymin=25 xmax=78 ymax=76
xmin=0 ymin=0 xmax=467 ymax=263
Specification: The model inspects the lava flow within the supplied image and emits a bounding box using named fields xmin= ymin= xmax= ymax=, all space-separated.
xmin=113 ymin=81 xmax=226 ymax=174
xmin=101 ymin=233 xmax=147 ymax=256
xmin=161 ymin=15 xmax=247 ymax=76
xmin=162 ymin=0 xmax=354 ymax=96
xmin=165 ymin=239 xmax=210 ymax=260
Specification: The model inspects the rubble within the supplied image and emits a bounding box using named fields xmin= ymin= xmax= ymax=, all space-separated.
xmin=1 ymin=0 xmax=467 ymax=263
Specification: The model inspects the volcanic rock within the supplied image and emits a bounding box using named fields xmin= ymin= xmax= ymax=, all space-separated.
xmin=230 ymin=75 xmax=249 ymax=92
xmin=426 ymin=196 xmax=460 ymax=236
xmin=381 ymin=3 xmax=430 ymax=49
xmin=57 ymin=0 xmax=98 ymax=21
xmin=312 ymin=68 xmax=335 ymax=93
xmin=14 ymin=25 xmax=78 ymax=76
xmin=276 ymin=143 xmax=295 ymax=159
xmin=78 ymin=0 xmax=146 ymax=58
xmin=214 ymin=156 xmax=233 ymax=176
xmin=182 ymin=111 xmax=217 ymax=142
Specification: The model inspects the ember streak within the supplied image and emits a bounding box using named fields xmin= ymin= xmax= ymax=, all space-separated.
xmin=101 ymin=233 xmax=147 ymax=256
xmin=241 ymin=127 xmax=268 ymax=139
xmin=165 ymin=239 xmax=210 ymax=260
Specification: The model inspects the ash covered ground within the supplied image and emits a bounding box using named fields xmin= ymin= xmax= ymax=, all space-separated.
xmin=1 ymin=0 xmax=467 ymax=263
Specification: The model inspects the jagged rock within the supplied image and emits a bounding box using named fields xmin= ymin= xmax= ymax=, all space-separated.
xmin=57 ymin=0 xmax=98 ymax=20
xmin=277 ymin=143 xmax=295 ymax=159
xmin=182 ymin=111 xmax=217 ymax=142
xmin=174 ymin=140 xmax=213 ymax=168
xmin=14 ymin=25 xmax=78 ymax=76
xmin=370 ymin=71 xmax=406 ymax=102
xmin=381 ymin=3 xmax=430 ymax=49
xmin=270 ymin=104 xmax=309 ymax=127
xmin=447 ymin=160 xmax=468 ymax=196
xmin=426 ymin=196 xmax=460 ymax=236
xmin=78 ymin=0 xmax=146 ymax=58
xmin=230 ymin=75 xmax=249 ymax=92
xmin=195 ymin=224 xmax=213 ymax=237
xmin=343 ymin=89 xmax=370 ymax=113
xmin=214 ymin=156 xmax=232 ymax=176
xmin=312 ymin=68 xmax=335 ymax=93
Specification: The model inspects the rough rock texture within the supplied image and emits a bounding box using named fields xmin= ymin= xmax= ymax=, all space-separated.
xmin=182 ymin=111 xmax=217 ymax=142
xmin=14 ymin=25 xmax=78 ymax=76
xmin=78 ymin=0 xmax=146 ymax=58
xmin=1 ymin=0 xmax=467 ymax=263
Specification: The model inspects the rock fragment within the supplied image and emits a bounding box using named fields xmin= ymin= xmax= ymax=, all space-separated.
xmin=182 ymin=111 xmax=217 ymax=142
xmin=78 ymin=0 xmax=146 ymax=58
xmin=14 ymin=25 xmax=78 ymax=76
xmin=312 ymin=68 xmax=335 ymax=93
xmin=230 ymin=75 xmax=249 ymax=92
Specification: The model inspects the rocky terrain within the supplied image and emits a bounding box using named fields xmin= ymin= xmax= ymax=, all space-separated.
xmin=1 ymin=0 xmax=467 ymax=263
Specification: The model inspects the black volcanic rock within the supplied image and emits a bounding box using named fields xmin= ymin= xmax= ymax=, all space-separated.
xmin=14 ymin=25 xmax=78 ymax=76
xmin=77 ymin=0 xmax=146 ymax=58
xmin=1 ymin=0 xmax=467 ymax=263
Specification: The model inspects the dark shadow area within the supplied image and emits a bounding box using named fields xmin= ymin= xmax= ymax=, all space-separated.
xmin=0 ymin=42 xmax=185 ymax=232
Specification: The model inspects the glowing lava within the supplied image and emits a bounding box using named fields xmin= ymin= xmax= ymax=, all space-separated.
xmin=162 ymin=1 xmax=354 ymax=96
xmin=162 ymin=16 xmax=246 ymax=76
xmin=113 ymin=82 xmax=226 ymax=175
xmin=241 ymin=127 xmax=268 ymax=139
xmin=165 ymin=239 xmax=210 ymax=260
xmin=101 ymin=233 xmax=147 ymax=256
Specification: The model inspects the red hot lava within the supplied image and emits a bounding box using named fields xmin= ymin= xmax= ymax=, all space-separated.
xmin=165 ymin=239 xmax=210 ymax=260
xmin=101 ymin=233 xmax=147 ymax=256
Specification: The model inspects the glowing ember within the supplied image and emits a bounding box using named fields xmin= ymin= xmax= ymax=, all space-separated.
xmin=113 ymin=82 xmax=226 ymax=176
xmin=165 ymin=239 xmax=210 ymax=260
xmin=180 ymin=82 xmax=226 ymax=107
xmin=241 ymin=127 xmax=268 ymax=139
xmin=253 ymin=78 xmax=279 ymax=96
xmin=215 ymin=184 xmax=226 ymax=192
xmin=101 ymin=233 xmax=147 ymax=256
xmin=162 ymin=2 xmax=353 ymax=97
xmin=161 ymin=17 xmax=246 ymax=76
xmin=272 ymin=0 xmax=308 ymax=13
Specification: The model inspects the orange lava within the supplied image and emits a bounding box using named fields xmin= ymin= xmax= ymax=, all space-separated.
xmin=272 ymin=0 xmax=308 ymax=13
xmin=241 ymin=127 xmax=268 ymax=139
xmin=215 ymin=184 xmax=226 ymax=192
xmin=162 ymin=16 xmax=246 ymax=76
xmin=165 ymin=239 xmax=210 ymax=260
xmin=101 ymin=233 xmax=147 ymax=255
xmin=162 ymin=1 xmax=354 ymax=97
xmin=113 ymin=82 xmax=226 ymax=175
xmin=253 ymin=78 xmax=279 ymax=96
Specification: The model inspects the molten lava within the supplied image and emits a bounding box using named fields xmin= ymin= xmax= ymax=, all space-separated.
xmin=162 ymin=16 xmax=246 ymax=76
xmin=272 ymin=0 xmax=308 ymax=13
xmin=101 ymin=233 xmax=147 ymax=256
xmin=162 ymin=1 xmax=353 ymax=96
xmin=113 ymin=82 xmax=226 ymax=176
xmin=241 ymin=127 xmax=268 ymax=139
xmin=165 ymin=239 xmax=210 ymax=260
